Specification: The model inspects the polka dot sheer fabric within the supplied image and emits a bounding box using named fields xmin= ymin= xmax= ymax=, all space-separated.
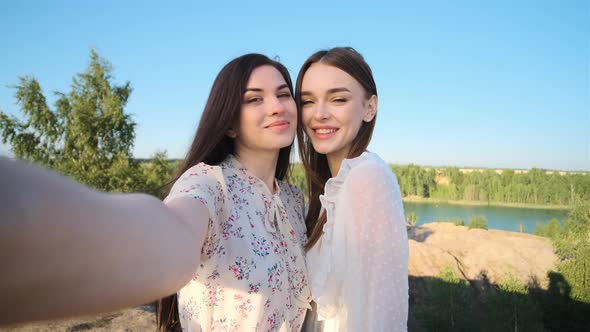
xmin=306 ymin=152 xmax=409 ymax=332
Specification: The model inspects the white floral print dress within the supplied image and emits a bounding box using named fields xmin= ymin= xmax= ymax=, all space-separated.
xmin=164 ymin=155 xmax=311 ymax=332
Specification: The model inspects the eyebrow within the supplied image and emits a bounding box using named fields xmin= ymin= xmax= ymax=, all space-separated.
xmin=244 ymin=84 xmax=290 ymax=93
xmin=300 ymin=87 xmax=351 ymax=96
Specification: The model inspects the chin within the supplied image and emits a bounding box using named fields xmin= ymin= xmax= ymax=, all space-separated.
xmin=274 ymin=138 xmax=296 ymax=149
xmin=310 ymin=144 xmax=334 ymax=155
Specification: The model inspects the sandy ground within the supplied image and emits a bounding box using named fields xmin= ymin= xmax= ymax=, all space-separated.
xmin=0 ymin=305 xmax=155 ymax=332
xmin=408 ymin=222 xmax=556 ymax=287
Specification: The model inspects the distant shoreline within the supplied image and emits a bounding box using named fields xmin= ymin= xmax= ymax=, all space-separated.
xmin=402 ymin=196 xmax=572 ymax=210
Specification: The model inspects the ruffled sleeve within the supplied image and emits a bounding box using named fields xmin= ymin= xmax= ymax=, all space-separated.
xmin=306 ymin=153 xmax=373 ymax=321
xmin=340 ymin=155 xmax=409 ymax=331
xmin=306 ymin=170 xmax=345 ymax=320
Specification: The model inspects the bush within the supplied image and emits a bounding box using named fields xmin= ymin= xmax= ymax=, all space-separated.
xmin=406 ymin=212 xmax=418 ymax=226
xmin=415 ymin=265 xmax=475 ymax=330
xmin=451 ymin=217 xmax=465 ymax=226
xmin=534 ymin=218 xmax=562 ymax=239
xmin=468 ymin=215 xmax=488 ymax=230
xmin=490 ymin=273 xmax=544 ymax=331
xmin=288 ymin=163 xmax=307 ymax=196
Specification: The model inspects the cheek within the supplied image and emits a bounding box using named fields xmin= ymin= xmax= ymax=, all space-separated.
xmin=351 ymin=117 xmax=365 ymax=137
xmin=301 ymin=108 xmax=313 ymax=126
xmin=286 ymin=101 xmax=297 ymax=120
xmin=349 ymin=104 xmax=367 ymax=129
xmin=339 ymin=107 xmax=365 ymax=139
xmin=299 ymin=110 xmax=311 ymax=135
xmin=237 ymin=110 xmax=259 ymax=134
xmin=239 ymin=111 xmax=251 ymax=127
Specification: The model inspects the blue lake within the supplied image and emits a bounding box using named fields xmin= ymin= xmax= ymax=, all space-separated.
xmin=403 ymin=201 xmax=569 ymax=234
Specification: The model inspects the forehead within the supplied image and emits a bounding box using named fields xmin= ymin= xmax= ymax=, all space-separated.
xmin=301 ymin=63 xmax=358 ymax=92
xmin=246 ymin=65 xmax=286 ymax=88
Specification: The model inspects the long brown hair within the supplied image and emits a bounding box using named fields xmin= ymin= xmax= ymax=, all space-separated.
xmin=295 ymin=47 xmax=378 ymax=250
xmin=156 ymin=53 xmax=295 ymax=331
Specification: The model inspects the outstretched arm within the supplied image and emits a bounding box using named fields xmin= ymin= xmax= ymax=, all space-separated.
xmin=0 ymin=157 xmax=209 ymax=325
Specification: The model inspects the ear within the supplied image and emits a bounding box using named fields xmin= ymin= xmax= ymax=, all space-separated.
xmin=226 ymin=128 xmax=237 ymax=138
xmin=363 ymin=95 xmax=378 ymax=122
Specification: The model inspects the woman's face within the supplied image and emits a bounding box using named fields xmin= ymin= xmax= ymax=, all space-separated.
xmin=300 ymin=63 xmax=376 ymax=160
xmin=232 ymin=65 xmax=297 ymax=155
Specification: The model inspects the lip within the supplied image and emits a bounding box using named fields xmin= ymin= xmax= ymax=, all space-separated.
xmin=310 ymin=125 xmax=339 ymax=139
xmin=265 ymin=120 xmax=290 ymax=131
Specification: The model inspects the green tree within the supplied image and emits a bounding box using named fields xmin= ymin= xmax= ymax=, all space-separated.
xmin=554 ymin=200 xmax=590 ymax=303
xmin=0 ymin=49 xmax=141 ymax=192
xmin=463 ymin=184 xmax=477 ymax=201
xmin=140 ymin=150 xmax=177 ymax=197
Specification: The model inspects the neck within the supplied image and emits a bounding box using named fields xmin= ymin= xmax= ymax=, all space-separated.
xmin=326 ymin=149 xmax=349 ymax=178
xmin=234 ymin=148 xmax=280 ymax=193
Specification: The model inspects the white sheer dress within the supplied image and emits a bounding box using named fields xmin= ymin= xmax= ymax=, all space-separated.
xmin=305 ymin=152 xmax=409 ymax=332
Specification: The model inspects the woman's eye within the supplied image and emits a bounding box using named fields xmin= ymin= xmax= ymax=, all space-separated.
xmin=301 ymin=100 xmax=314 ymax=106
xmin=333 ymin=98 xmax=347 ymax=103
xmin=247 ymin=97 xmax=262 ymax=103
xmin=278 ymin=92 xmax=292 ymax=98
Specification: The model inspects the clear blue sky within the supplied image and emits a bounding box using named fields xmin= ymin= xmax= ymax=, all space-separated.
xmin=1 ymin=0 xmax=588 ymax=171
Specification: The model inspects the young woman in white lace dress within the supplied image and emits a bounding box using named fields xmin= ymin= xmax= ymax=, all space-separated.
xmin=0 ymin=54 xmax=311 ymax=332
xmin=296 ymin=47 xmax=409 ymax=332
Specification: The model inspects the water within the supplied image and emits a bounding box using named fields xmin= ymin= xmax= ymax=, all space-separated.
xmin=403 ymin=201 xmax=569 ymax=234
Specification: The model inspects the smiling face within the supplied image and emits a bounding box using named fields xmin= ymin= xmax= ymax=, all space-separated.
xmin=300 ymin=62 xmax=377 ymax=161
xmin=232 ymin=65 xmax=297 ymax=156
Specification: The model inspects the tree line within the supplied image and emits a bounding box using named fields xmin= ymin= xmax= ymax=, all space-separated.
xmin=290 ymin=163 xmax=590 ymax=207
xmin=393 ymin=164 xmax=589 ymax=207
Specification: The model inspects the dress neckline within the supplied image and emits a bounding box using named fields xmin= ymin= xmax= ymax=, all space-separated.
xmin=224 ymin=154 xmax=281 ymax=197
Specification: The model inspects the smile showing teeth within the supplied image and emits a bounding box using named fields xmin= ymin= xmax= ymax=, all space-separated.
xmin=315 ymin=128 xmax=337 ymax=134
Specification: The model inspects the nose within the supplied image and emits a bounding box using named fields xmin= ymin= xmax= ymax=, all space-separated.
xmin=269 ymin=95 xmax=286 ymax=116
xmin=312 ymin=101 xmax=329 ymax=120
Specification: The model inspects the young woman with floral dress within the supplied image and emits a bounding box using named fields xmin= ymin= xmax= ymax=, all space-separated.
xmin=0 ymin=54 xmax=310 ymax=332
